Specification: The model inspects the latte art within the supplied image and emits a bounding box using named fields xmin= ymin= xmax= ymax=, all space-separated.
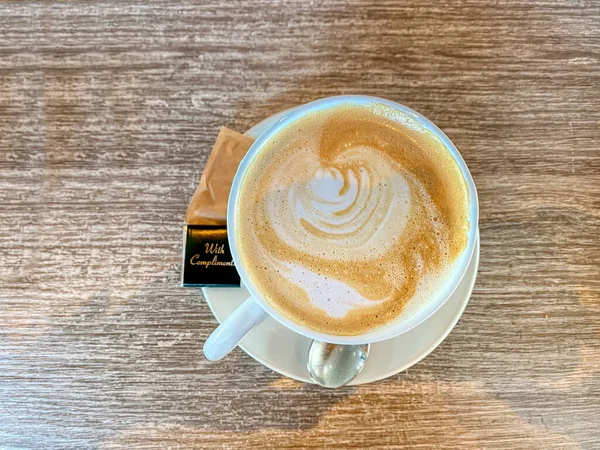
xmin=237 ymin=103 xmax=470 ymax=335
xmin=266 ymin=145 xmax=411 ymax=261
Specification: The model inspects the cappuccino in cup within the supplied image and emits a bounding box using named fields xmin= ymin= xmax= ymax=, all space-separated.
xmin=235 ymin=103 xmax=470 ymax=336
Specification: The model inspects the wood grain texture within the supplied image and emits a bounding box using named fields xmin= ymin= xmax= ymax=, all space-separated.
xmin=0 ymin=1 xmax=599 ymax=448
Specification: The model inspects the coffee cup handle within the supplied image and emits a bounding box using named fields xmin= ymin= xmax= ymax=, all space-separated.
xmin=203 ymin=296 xmax=268 ymax=361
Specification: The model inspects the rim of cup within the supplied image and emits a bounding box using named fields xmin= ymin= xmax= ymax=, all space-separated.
xmin=228 ymin=95 xmax=479 ymax=345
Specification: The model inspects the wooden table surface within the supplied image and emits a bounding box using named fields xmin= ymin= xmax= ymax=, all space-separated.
xmin=1 ymin=1 xmax=599 ymax=449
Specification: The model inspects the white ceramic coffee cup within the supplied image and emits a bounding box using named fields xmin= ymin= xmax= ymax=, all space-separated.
xmin=203 ymin=95 xmax=479 ymax=361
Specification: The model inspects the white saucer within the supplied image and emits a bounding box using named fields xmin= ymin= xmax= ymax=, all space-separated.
xmin=202 ymin=109 xmax=480 ymax=385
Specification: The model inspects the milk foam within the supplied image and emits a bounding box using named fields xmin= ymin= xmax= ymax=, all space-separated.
xmin=236 ymin=103 xmax=470 ymax=336
xmin=265 ymin=144 xmax=411 ymax=261
xmin=279 ymin=261 xmax=386 ymax=318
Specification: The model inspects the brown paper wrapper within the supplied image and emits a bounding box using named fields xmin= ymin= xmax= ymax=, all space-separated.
xmin=185 ymin=127 xmax=254 ymax=225
xmin=181 ymin=127 xmax=254 ymax=287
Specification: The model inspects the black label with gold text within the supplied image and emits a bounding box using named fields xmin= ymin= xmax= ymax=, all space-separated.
xmin=181 ymin=225 xmax=240 ymax=287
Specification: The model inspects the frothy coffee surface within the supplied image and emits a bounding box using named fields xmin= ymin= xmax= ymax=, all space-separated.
xmin=236 ymin=103 xmax=470 ymax=335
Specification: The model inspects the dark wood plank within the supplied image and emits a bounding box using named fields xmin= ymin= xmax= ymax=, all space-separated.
xmin=0 ymin=1 xmax=598 ymax=448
